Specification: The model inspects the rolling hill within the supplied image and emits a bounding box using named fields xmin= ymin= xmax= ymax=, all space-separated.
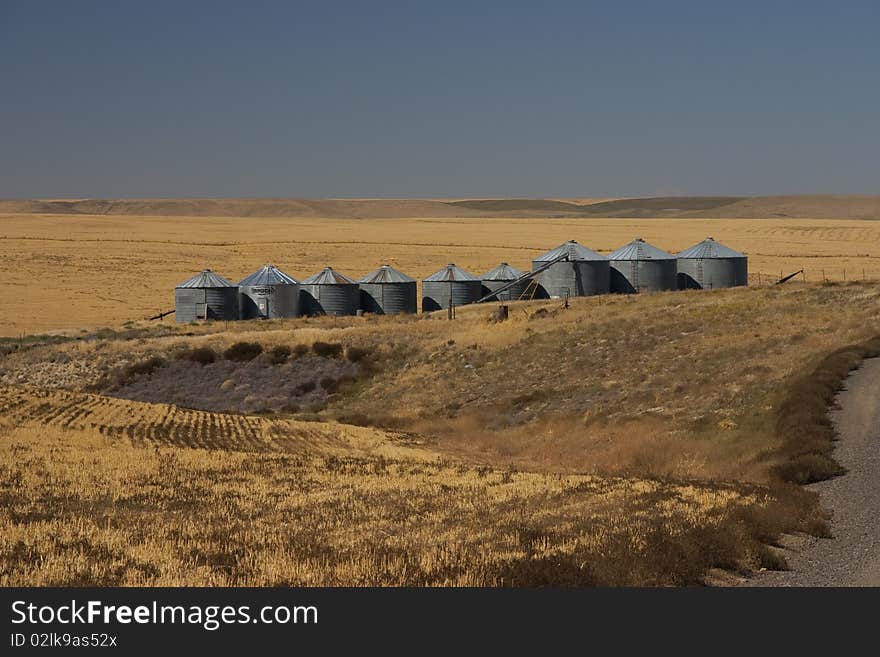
xmin=2 ymin=195 xmax=880 ymax=219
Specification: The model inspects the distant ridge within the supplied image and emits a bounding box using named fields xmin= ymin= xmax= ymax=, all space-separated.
xmin=0 ymin=198 xmax=480 ymax=219
xmin=574 ymin=196 xmax=743 ymax=216
xmin=2 ymin=195 xmax=879 ymax=219
xmin=678 ymin=195 xmax=880 ymax=220
xmin=445 ymin=199 xmax=591 ymax=213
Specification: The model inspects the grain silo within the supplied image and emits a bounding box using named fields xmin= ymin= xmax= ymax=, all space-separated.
xmin=422 ymin=264 xmax=483 ymax=311
xmin=531 ymin=240 xmax=610 ymax=298
xmin=359 ymin=264 xmax=418 ymax=314
xmin=238 ymin=264 xmax=300 ymax=319
xmin=609 ymin=238 xmax=677 ymax=293
xmin=174 ymin=269 xmax=239 ymax=322
xmin=481 ymin=262 xmax=529 ymax=301
xmin=676 ymin=237 xmax=748 ymax=289
xmin=300 ymin=267 xmax=360 ymax=316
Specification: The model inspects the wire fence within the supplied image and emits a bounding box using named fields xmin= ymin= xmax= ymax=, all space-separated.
xmin=749 ymin=268 xmax=876 ymax=286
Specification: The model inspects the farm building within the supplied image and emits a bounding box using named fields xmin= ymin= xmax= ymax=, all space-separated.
xmin=174 ymin=270 xmax=239 ymax=322
xmin=238 ymin=265 xmax=300 ymax=319
xmin=609 ymin=238 xmax=677 ymax=293
xmin=531 ymin=240 xmax=610 ymax=298
xmin=676 ymin=237 xmax=748 ymax=289
xmin=422 ymin=264 xmax=483 ymax=311
xmin=300 ymin=267 xmax=360 ymax=316
xmin=481 ymin=262 xmax=529 ymax=301
xmin=359 ymin=265 xmax=418 ymax=314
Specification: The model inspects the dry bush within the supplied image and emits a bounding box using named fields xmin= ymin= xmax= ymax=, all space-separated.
xmin=345 ymin=346 xmax=371 ymax=363
xmin=268 ymin=345 xmax=291 ymax=365
xmin=320 ymin=377 xmax=339 ymax=393
xmin=292 ymin=344 xmax=310 ymax=358
xmin=296 ymin=380 xmax=317 ymax=394
xmin=223 ymin=342 xmax=263 ymax=362
xmin=312 ymin=341 xmax=343 ymax=358
xmin=172 ymin=346 xmax=216 ymax=365
xmin=120 ymin=356 xmax=165 ymax=384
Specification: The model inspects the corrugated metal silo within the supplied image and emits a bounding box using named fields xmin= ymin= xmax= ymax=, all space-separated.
xmin=422 ymin=264 xmax=483 ymax=311
xmin=300 ymin=267 xmax=360 ymax=316
xmin=238 ymin=264 xmax=300 ymax=319
xmin=359 ymin=265 xmax=417 ymax=314
xmin=676 ymin=237 xmax=748 ymax=289
xmin=609 ymin=238 xmax=677 ymax=293
xmin=174 ymin=269 xmax=239 ymax=322
xmin=531 ymin=240 xmax=610 ymax=298
xmin=481 ymin=262 xmax=528 ymax=301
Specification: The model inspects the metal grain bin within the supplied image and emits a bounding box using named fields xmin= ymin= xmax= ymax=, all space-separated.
xmin=609 ymin=238 xmax=677 ymax=293
xmin=238 ymin=264 xmax=300 ymax=319
xmin=531 ymin=240 xmax=610 ymax=298
xmin=481 ymin=262 xmax=529 ymax=301
xmin=300 ymin=267 xmax=360 ymax=316
xmin=422 ymin=264 xmax=483 ymax=311
xmin=174 ymin=269 xmax=239 ymax=322
xmin=676 ymin=237 xmax=748 ymax=289
xmin=359 ymin=265 xmax=417 ymax=314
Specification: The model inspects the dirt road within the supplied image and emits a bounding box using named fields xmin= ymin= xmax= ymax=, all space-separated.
xmin=744 ymin=357 xmax=880 ymax=586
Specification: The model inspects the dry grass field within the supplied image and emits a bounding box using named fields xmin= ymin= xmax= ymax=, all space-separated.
xmin=2 ymin=275 xmax=880 ymax=584
xmin=3 ymin=198 xmax=880 ymax=586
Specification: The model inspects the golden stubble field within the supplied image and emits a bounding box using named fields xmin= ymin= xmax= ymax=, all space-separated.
xmin=2 ymin=211 xmax=880 ymax=335
xmin=3 ymin=280 xmax=880 ymax=585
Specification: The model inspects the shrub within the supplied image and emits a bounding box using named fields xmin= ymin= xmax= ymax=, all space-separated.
xmin=223 ymin=342 xmax=263 ymax=362
xmin=121 ymin=356 xmax=166 ymax=383
xmin=296 ymin=380 xmax=317 ymax=394
xmin=312 ymin=341 xmax=343 ymax=358
xmin=268 ymin=345 xmax=291 ymax=365
xmin=173 ymin=346 xmax=216 ymax=365
xmin=291 ymin=344 xmax=309 ymax=358
xmin=335 ymin=412 xmax=373 ymax=427
xmin=320 ymin=376 xmax=339 ymax=393
xmin=344 ymin=346 xmax=371 ymax=363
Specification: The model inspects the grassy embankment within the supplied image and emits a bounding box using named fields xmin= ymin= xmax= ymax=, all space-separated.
xmin=2 ymin=281 xmax=880 ymax=585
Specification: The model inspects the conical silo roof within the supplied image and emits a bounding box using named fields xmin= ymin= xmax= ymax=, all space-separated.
xmin=482 ymin=262 xmax=526 ymax=281
xmin=677 ymin=237 xmax=745 ymax=259
xmin=359 ymin=264 xmax=416 ymax=284
xmin=176 ymin=269 xmax=236 ymax=288
xmin=534 ymin=240 xmax=607 ymax=262
xmin=302 ymin=266 xmax=357 ymax=285
xmin=423 ymin=263 xmax=479 ymax=282
xmin=609 ymin=238 xmax=675 ymax=260
xmin=238 ymin=264 xmax=299 ymax=286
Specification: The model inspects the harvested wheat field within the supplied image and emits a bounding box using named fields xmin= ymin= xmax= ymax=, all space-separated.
xmin=3 ymin=197 xmax=880 ymax=335
xmin=2 ymin=254 xmax=880 ymax=585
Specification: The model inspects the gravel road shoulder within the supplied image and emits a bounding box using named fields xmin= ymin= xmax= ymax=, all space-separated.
xmin=741 ymin=357 xmax=880 ymax=586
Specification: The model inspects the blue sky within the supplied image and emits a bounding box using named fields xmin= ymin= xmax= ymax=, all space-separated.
xmin=1 ymin=1 xmax=878 ymax=197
